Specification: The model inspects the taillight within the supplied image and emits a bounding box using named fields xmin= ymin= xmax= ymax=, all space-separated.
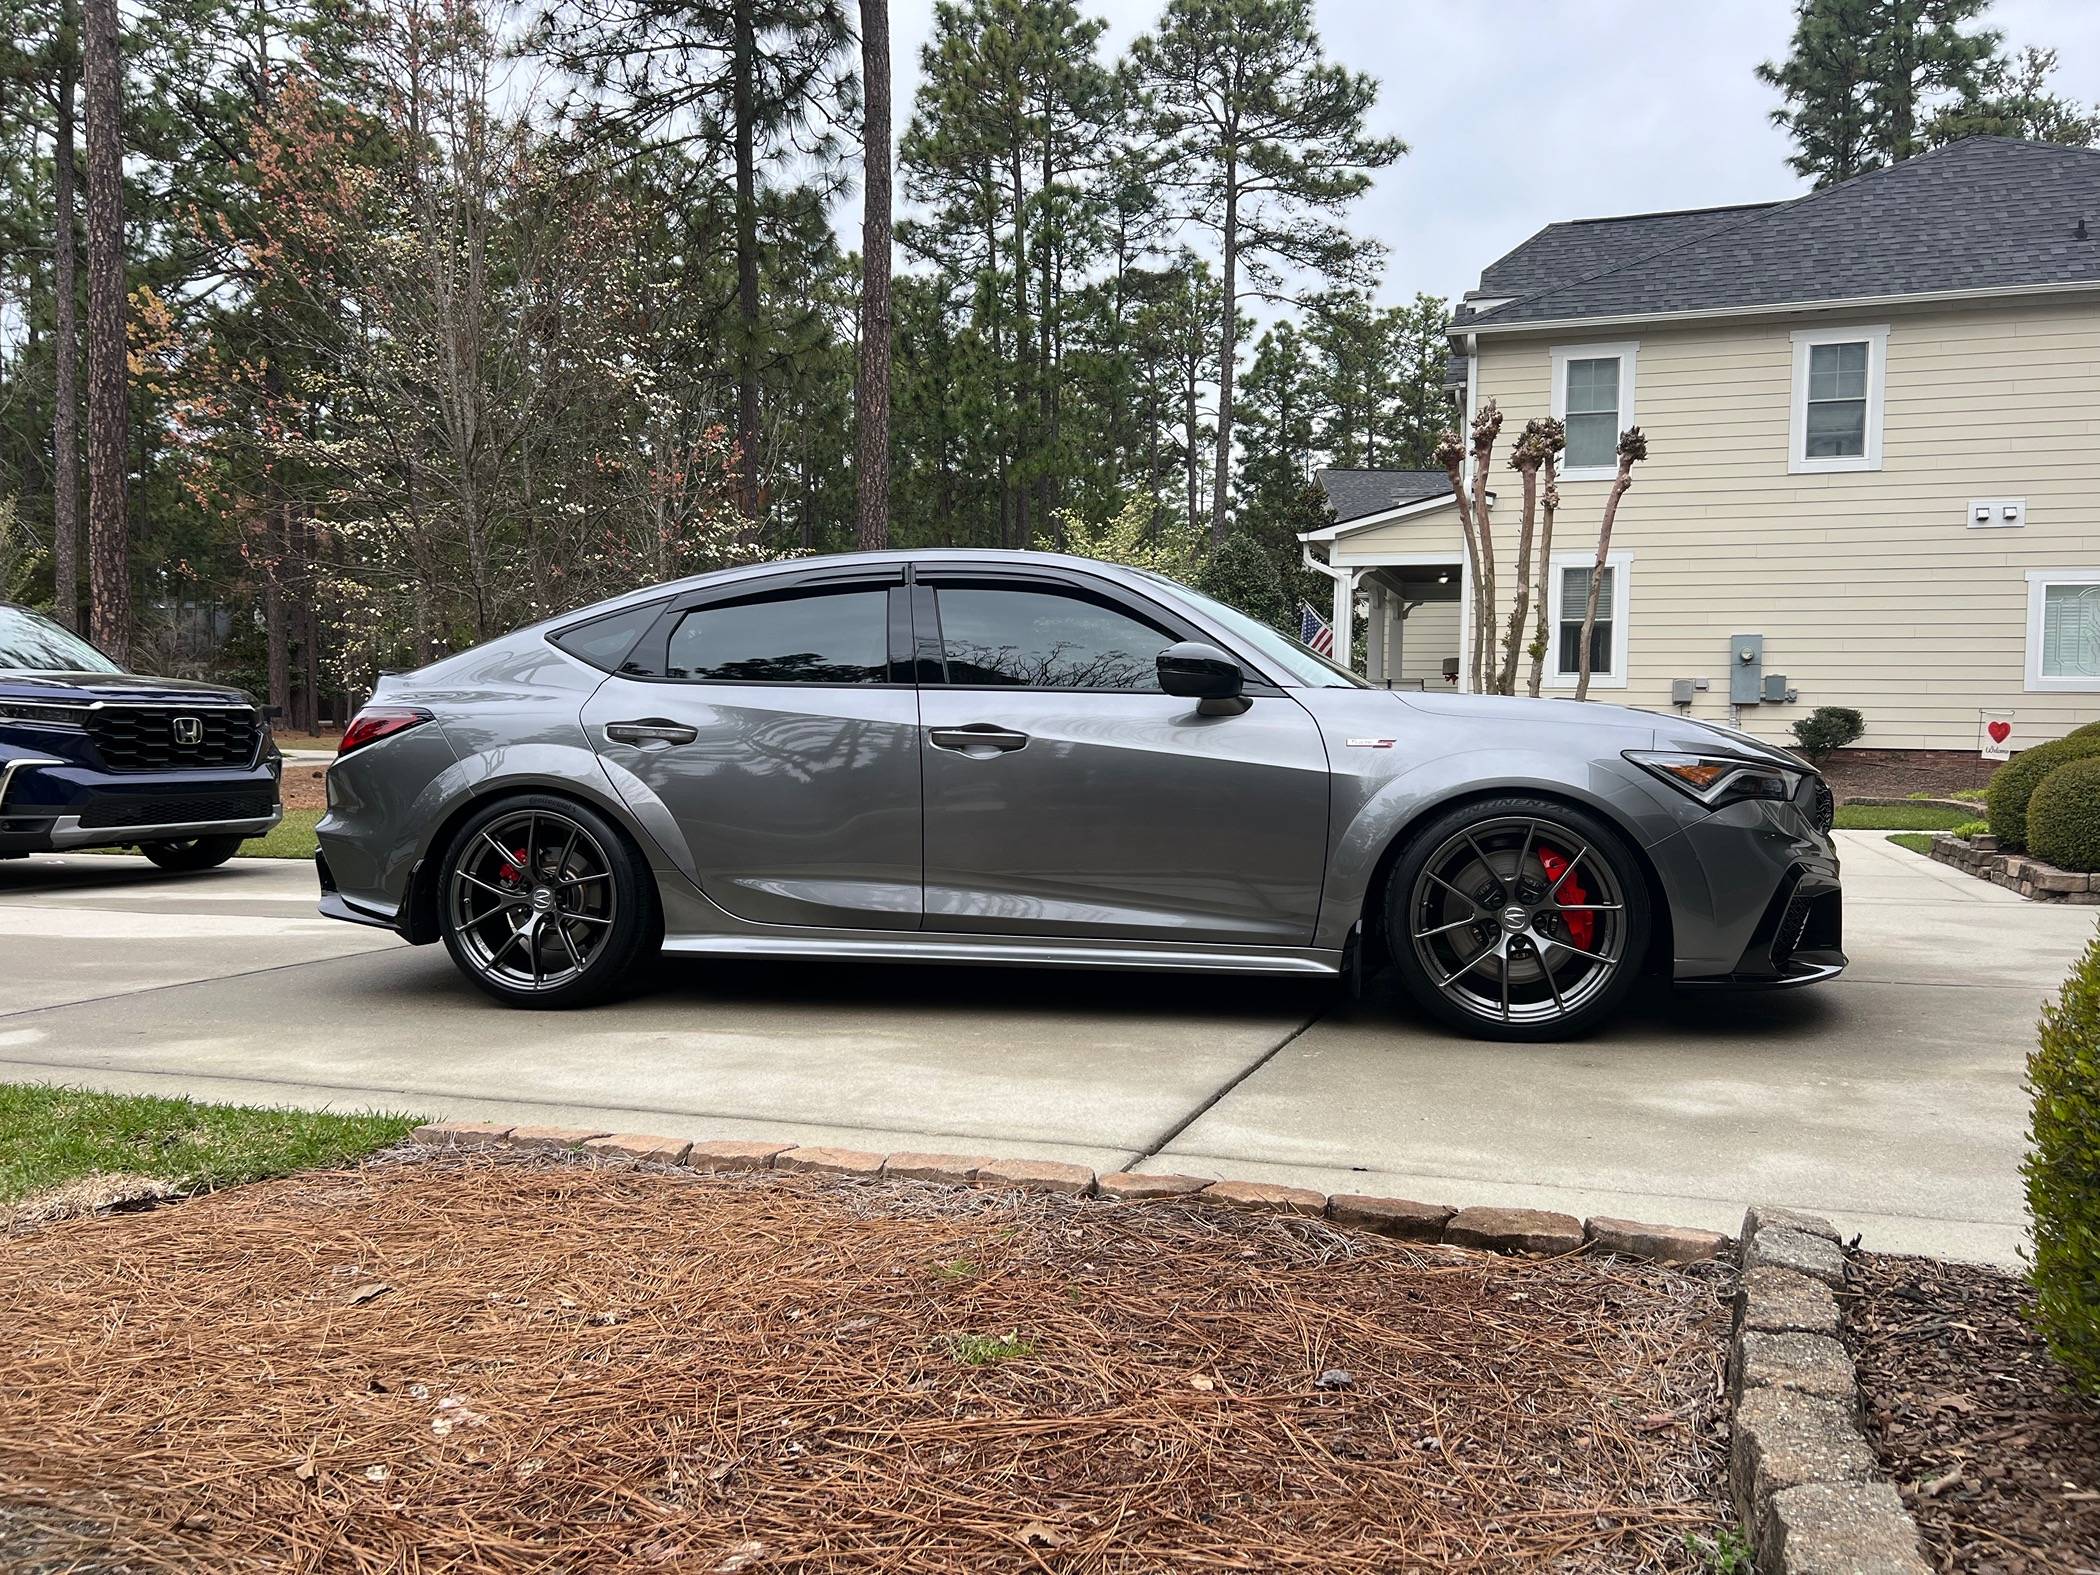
xmin=338 ymin=706 xmax=434 ymax=757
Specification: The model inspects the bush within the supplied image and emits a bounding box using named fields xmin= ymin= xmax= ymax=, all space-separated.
xmin=1986 ymin=735 xmax=2100 ymax=848
xmin=2026 ymin=930 xmax=2100 ymax=1398
xmin=1953 ymin=819 xmax=1989 ymax=839
xmin=1790 ymin=706 xmax=1864 ymax=760
xmin=2069 ymin=720 xmax=2100 ymax=746
xmin=1193 ymin=532 xmax=1291 ymax=635
xmin=2030 ymin=756 xmax=2100 ymax=873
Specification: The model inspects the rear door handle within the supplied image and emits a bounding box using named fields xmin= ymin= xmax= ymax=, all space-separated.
xmin=604 ymin=718 xmax=699 ymax=746
xmin=928 ymin=724 xmax=1029 ymax=755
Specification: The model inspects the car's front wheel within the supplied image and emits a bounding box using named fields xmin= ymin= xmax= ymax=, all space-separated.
xmin=438 ymin=794 xmax=659 ymax=1008
xmin=1385 ymin=795 xmax=1651 ymax=1042
xmin=139 ymin=834 xmax=245 ymax=872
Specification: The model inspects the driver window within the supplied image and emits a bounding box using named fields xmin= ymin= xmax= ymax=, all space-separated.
xmin=932 ymin=586 xmax=1169 ymax=690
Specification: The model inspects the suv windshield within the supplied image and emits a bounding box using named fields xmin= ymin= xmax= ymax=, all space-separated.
xmin=0 ymin=605 xmax=126 ymax=674
xmin=1135 ymin=572 xmax=1368 ymax=689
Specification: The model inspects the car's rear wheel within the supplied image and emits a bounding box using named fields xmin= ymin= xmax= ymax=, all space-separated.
xmin=139 ymin=834 xmax=245 ymax=872
xmin=1385 ymin=795 xmax=1650 ymax=1042
xmin=438 ymin=795 xmax=659 ymax=1008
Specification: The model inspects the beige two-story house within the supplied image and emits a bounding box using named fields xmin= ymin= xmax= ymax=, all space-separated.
xmin=1305 ymin=137 xmax=2100 ymax=756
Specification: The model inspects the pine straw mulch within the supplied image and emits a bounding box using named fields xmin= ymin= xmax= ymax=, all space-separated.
xmin=0 ymin=1153 xmax=1734 ymax=1573
xmin=1846 ymin=1251 xmax=2100 ymax=1574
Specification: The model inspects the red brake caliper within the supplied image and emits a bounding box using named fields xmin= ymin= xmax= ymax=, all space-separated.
xmin=1535 ymin=847 xmax=1594 ymax=950
xmin=500 ymin=849 xmax=528 ymax=883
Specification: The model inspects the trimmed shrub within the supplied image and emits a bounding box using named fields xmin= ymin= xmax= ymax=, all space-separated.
xmin=1987 ymin=735 xmax=2100 ymax=849
xmin=1790 ymin=706 xmax=1864 ymax=761
xmin=2069 ymin=720 xmax=2100 ymax=746
xmin=2030 ymin=756 xmax=2100 ymax=874
xmin=2026 ymin=929 xmax=2100 ymax=1398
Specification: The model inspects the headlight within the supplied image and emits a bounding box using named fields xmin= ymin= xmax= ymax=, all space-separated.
xmin=1625 ymin=750 xmax=1803 ymax=811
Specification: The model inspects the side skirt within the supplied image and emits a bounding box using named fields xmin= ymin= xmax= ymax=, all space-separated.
xmin=659 ymin=931 xmax=1345 ymax=977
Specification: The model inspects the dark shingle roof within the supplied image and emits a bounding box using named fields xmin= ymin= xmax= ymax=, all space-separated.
xmin=1459 ymin=138 xmax=2100 ymax=332
xmin=1315 ymin=468 xmax=1453 ymax=524
xmin=1474 ymin=203 xmax=1776 ymax=300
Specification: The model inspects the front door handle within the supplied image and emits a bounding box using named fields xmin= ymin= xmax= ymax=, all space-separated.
xmin=928 ymin=724 xmax=1029 ymax=755
xmin=604 ymin=718 xmax=699 ymax=746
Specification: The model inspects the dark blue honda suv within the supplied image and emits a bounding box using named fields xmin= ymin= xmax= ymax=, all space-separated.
xmin=0 ymin=602 xmax=282 ymax=870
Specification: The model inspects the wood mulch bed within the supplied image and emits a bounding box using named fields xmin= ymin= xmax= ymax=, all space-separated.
xmin=1845 ymin=1251 xmax=2100 ymax=1573
xmin=0 ymin=1155 xmax=1735 ymax=1572
xmin=1821 ymin=750 xmax=1995 ymax=805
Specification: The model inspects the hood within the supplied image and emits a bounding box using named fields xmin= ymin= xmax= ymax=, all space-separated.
xmin=0 ymin=670 xmax=257 ymax=706
xmin=1389 ymin=690 xmax=1814 ymax=772
xmin=1648 ymin=711 xmax=1813 ymax=772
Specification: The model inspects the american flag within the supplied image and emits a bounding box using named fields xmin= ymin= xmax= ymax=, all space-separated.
xmin=1299 ymin=602 xmax=1335 ymax=657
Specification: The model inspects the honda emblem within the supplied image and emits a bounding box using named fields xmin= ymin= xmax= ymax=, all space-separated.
xmin=172 ymin=715 xmax=204 ymax=746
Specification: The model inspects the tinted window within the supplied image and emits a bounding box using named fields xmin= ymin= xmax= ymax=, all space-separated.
xmin=0 ymin=605 xmax=124 ymax=674
xmin=935 ymin=587 xmax=1167 ymax=690
xmin=550 ymin=602 xmax=663 ymax=673
xmin=665 ymin=589 xmax=889 ymax=684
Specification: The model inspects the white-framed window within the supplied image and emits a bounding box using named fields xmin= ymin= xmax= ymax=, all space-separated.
xmin=1789 ymin=324 xmax=1888 ymax=474
xmin=1544 ymin=549 xmax=1632 ymax=689
xmin=1550 ymin=342 xmax=1638 ymax=481
xmin=2027 ymin=570 xmax=2100 ymax=693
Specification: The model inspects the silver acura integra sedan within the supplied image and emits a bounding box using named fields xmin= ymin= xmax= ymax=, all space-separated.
xmin=315 ymin=551 xmax=1843 ymax=1040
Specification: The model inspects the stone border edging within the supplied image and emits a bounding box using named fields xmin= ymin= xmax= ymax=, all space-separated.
xmin=1928 ymin=832 xmax=2098 ymax=903
xmin=1729 ymin=1204 xmax=1930 ymax=1574
xmin=407 ymin=1121 xmax=1732 ymax=1267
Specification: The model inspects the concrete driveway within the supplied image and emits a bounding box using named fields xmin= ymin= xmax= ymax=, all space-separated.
xmin=1 ymin=830 xmax=2089 ymax=1265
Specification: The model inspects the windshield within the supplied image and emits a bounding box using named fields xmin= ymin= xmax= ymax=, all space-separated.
xmin=0 ymin=605 xmax=126 ymax=674
xmin=1138 ymin=572 xmax=1369 ymax=688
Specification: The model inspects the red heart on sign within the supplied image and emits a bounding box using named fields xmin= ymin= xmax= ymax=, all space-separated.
xmin=1988 ymin=721 xmax=2012 ymax=743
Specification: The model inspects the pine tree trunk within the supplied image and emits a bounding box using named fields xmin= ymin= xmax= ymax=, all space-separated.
xmin=50 ymin=7 xmax=82 ymax=631
xmin=1209 ymin=169 xmax=1237 ymax=547
xmin=732 ymin=0 xmax=762 ymax=535
xmin=853 ymin=0 xmax=892 ymax=551
xmin=82 ymin=0 xmax=128 ymax=662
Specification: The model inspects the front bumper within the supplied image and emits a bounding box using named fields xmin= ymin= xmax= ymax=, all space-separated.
xmin=1648 ymin=796 xmax=1847 ymax=987
xmin=0 ymin=752 xmax=281 ymax=853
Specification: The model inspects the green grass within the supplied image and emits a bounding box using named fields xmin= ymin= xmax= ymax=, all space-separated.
xmin=0 ymin=1083 xmax=419 ymax=1205
xmin=1832 ymin=803 xmax=1973 ymax=831
xmin=76 ymin=807 xmax=320 ymax=860
xmin=1909 ymin=787 xmax=1987 ymax=803
xmin=1887 ymin=832 xmax=1938 ymax=855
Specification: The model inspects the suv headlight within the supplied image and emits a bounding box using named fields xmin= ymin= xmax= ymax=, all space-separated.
xmin=1625 ymin=750 xmax=1804 ymax=811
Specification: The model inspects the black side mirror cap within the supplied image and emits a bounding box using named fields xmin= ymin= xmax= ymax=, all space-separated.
xmin=1157 ymin=640 xmax=1245 ymax=701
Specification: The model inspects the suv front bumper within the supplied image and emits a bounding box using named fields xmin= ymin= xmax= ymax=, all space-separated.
xmin=0 ymin=754 xmax=282 ymax=854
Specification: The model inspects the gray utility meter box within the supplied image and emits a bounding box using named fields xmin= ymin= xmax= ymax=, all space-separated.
xmin=1731 ymin=634 xmax=1765 ymax=705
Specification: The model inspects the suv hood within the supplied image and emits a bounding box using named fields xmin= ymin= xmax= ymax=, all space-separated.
xmin=0 ymin=670 xmax=256 ymax=705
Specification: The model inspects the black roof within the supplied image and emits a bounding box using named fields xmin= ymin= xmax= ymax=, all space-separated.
xmin=1456 ymin=138 xmax=2100 ymax=331
xmin=1314 ymin=468 xmax=1453 ymax=524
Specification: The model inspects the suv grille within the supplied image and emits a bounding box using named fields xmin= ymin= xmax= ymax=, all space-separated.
xmin=78 ymin=792 xmax=276 ymax=829
xmin=84 ymin=705 xmax=260 ymax=771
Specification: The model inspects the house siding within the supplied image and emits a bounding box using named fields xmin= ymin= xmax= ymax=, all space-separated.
xmin=1343 ymin=294 xmax=2100 ymax=753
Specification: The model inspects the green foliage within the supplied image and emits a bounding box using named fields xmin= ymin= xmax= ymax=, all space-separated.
xmin=1790 ymin=705 xmax=1865 ymax=760
xmin=1987 ymin=736 xmax=2100 ymax=849
xmin=950 ymin=1330 xmax=1033 ymax=1366
xmin=0 ymin=497 xmax=46 ymax=608
xmin=1756 ymin=0 xmax=2003 ymax=186
xmin=1926 ymin=46 xmax=2100 ymax=147
xmin=1059 ymin=493 xmax=1200 ymax=577
xmin=0 ymin=1083 xmax=418 ymax=1205
xmin=1193 ymin=532 xmax=1291 ymax=634
xmin=2069 ymin=721 xmax=2100 ymax=745
xmin=1684 ymin=1528 xmax=1754 ymax=1575
xmin=1953 ymin=819 xmax=1989 ymax=839
xmin=2025 ymin=929 xmax=2100 ymax=1398
xmin=2029 ymin=756 xmax=2100 ymax=874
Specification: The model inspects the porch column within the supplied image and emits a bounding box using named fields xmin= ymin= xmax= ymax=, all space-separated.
xmin=1331 ymin=569 xmax=1354 ymax=671
xmin=1365 ymin=582 xmax=1386 ymax=684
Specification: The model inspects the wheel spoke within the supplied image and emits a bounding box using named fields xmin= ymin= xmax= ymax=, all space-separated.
xmin=1413 ymin=915 xmax=1480 ymax=941
xmin=1551 ymin=902 xmax=1623 ymax=913
xmin=564 ymin=911 xmax=613 ymax=927
xmin=554 ymin=920 xmax=584 ymax=972
xmin=556 ymin=823 xmax=580 ymax=881
xmin=1547 ymin=843 xmax=1591 ymax=899
xmin=458 ymin=871 xmax=521 ymax=903
xmin=1498 ymin=945 xmax=1512 ymax=1021
xmin=1541 ymin=933 xmax=1615 ymax=966
xmin=1540 ymin=946 xmax=1570 ymax=1018
xmin=481 ymin=828 xmax=522 ymax=870
xmin=1435 ymin=938 xmax=1502 ymax=990
xmin=560 ymin=870 xmax=610 ymax=887
xmin=1426 ymin=871 xmax=1488 ymax=912
xmin=1461 ymin=829 xmax=1506 ymax=897
xmin=1514 ymin=820 xmax=1537 ymax=889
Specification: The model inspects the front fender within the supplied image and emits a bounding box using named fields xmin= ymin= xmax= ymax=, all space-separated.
xmin=1315 ymin=746 xmax=1695 ymax=951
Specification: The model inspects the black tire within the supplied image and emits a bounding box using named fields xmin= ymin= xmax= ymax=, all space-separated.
xmin=437 ymin=793 xmax=659 ymax=1009
xmin=139 ymin=834 xmax=245 ymax=872
xmin=1384 ymin=794 xmax=1651 ymax=1043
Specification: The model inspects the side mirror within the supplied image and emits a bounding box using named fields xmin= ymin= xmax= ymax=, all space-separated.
xmin=1157 ymin=641 xmax=1248 ymax=712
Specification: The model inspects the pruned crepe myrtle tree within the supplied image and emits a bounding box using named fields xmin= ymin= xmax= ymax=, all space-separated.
xmin=1435 ymin=400 xmax=1646 ymax=699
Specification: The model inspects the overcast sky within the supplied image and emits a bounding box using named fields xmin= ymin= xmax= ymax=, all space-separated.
xmin=883 ymin=0 xmax=2100 ymax=308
